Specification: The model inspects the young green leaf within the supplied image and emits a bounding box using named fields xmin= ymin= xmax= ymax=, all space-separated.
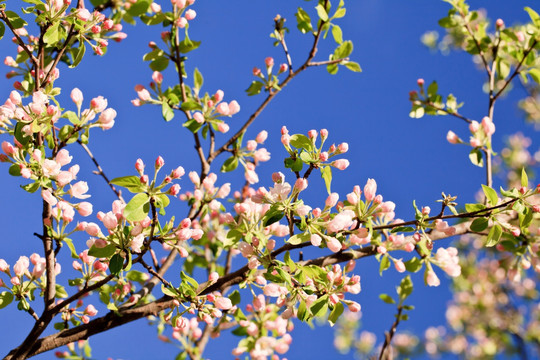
xmin=124 ymin=193 xmax=150 ymax=222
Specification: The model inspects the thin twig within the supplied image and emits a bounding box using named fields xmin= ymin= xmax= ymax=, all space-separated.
xmin=77 ymin=140 xmax=124 ymax=202
xmin=378 ymin=305 xmax=403 ymax=360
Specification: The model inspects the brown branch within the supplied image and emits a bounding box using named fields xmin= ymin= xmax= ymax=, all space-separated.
xmin=5 ymin=211 xmax=492 ymax=359
xmin=307 ymin=57 xmax=349 ymax=67
xmin=0 ymin=10 xmax=38 ymax=67
xmin=378 ymin=305 xmax=404 ymax=360
xmin=77 ymin=140 xmax=124 ymax=202
xmin=493 ymin=39 xmax=538 ymax=101
xmin=207 ymin=0 xmax=330 ymax=164
xmin=421 ymin=100 xmax=472 ymax=123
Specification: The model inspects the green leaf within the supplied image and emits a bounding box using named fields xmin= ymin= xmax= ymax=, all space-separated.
xmin=178 ymin=38 xmax=201 ymax=53
xmin=43 ymin=23 xmax=59 ymax=45
xmin=315 ymin=4 xmax=329 ymax=21
xmin=9 ymin=164 xmax=21 ymax=177
xmin=524 ymin=6 xmax=540 ymax=26
xmin=124 ymin=193 xmax=150 ymax=222
xmin=0 ymin=292 xmax=14 ymax=309
xmin=110 ymin=176 xmax=145 ymax=193
xmin=53 ymin=322 xmax=65 ymax=331
xmin=321 ymin=166 xmax=332 ymax=195
xmin=0 ymin=22 xmax=5 ymax=41
xmin=21 ymin=182 xmax=40 ymax=193
xmin=297 ymin=300 xmax=308 ymax=321
xmin=333 ymin=8 xmax=346 ymax=19
xmin=245 ymin=81 xmax=263 ymax=96
xmin=344 ymin=61 xmax=362 ymax=72
xmin=481 ymin=184 xmax=498 ymax=206
xmin=310 ymin=295 xmax=329 ymax=317
xmin=295 ymin=8 xmax=313 ymax=34
xmin=180 ymin=100 xmax=202 ymax=111
xmin=397 ymin=275 xmax=413 ymax=301
xmin=162 ymin=102 xmax=174 ymax=121
xmin=5 ymin=11 xmax=27 ymax=29
xmin=500 ymin=187 xmax=520 ymax=198
xmin=409 ymin=105 xmax=425 ymax=118
xmin=470 ymin=217 xmax=489 ymax=232
xmin=404 ymin=257 xmax=423 ymax=273
xmin=55 ymin=284 xmax=68 ymax=298
xmin=262 ymin=205 xmax=284 ymax=227
xmin=161 ymin=284 xmax=178 ymax=297
xmin=469 ymin=148 xmax=484 ymax=167
xmin=521 ymin=168 xmax=528 ymax=188
xmin=379 ymin=255 xmax=390 ymax=275
xmin=290 ymin=134 xmax=314 ymax=151
xmin=63 ymin=238 xmax=79 ymax=259
xmin=180 ymin=271 xmax=199 ymax=288
xmin=287 ymin=232 xmax=310 ymax=245
xmin=69 ymin=39 xmax=86 ymax=68
xmin=284 ymin=157 xmax=303 ymax=172
xmin=88 ymin=243 xmax=116 ymax=258
xmin=150 ymin=57 xmax=170 ymax=72
xmin=334 ymin=40 xmax=353 ymax=59
xmin=109 ymin=254 xmax=124 ymax=275
xmin=127 ymin=0 xmax=151 ymax=16
xmin=529 ymin=68 xmax=540 ymax=84
xmin=379 ymin=293 xmax=395 ymax=304
xmin=485 ymin=223 xmax=502 ymax=247
xmin=126 ymin=270 xmax=148 ymax=283
xmin=193 ymin=68 xmax=203 ymax=91
xmin=229 ymin=290 xmax=241 ymax=306
xmin=331 ymin=25 xmax=343 ymax=44
xmin=465 ymin=203 xmax=486 ymax=213
xmin=328 ymin=301 xmax=344 ymax=326
xmin=221 ymin=156 xmax=238 ymax=172
xmin=427 ymin=81 xmax=438 ymax=98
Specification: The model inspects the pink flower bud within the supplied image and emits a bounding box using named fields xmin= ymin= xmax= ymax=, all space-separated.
xmin=151 ymin=71 xmax=163 ymax=84
xmin=193 ymin=112 xmax=205 ymax=124
xmin=176 ymin=17 xmax=188 ymax=28
xmin=446 ymin=130 xmax=460 ymax=144
xmin=253 ymin=67 xmax=261 ymax=76
xmin=469 ymin=120 xmax=480 ymax=133
xmin=84 ymin=304 xmax=98 ymax=316
xmin=215 ymin=296 xmax=232 ymax=310
xmin=77 ymin=202 xmax=93 ymax=217
xmin=338 ymin=143 xmax=349 ymax=153
xmin=155 ymin=156 xmax=165 ymax=169
xmin=325 ymin=193 xmax=339 ymax=208
xmin=470 ymin=137 xmax=482 ymax=148
xmin=216 ymin=102 xmax=229 ymax=116
xmin=481 ymin=116 xmax=495 ymax=136
xmin=228 ymin=100 xmax=240 ymax=115
xmin=495 ymin=18 xmax=504 ymax=29
xmin=76 ymin=8 xmax=92 ymax=21
xmin=394 ymin=259 xmax=406 ymax=273
xmin=348 ymin=301 xmax=361 ymax=312
xmin=214 ymin=90 xmax=224 ymax=102
xmin=294 ymin=178 xmax=308 ymax=192
xmin=417 ymin=78 xmax=424 ymax=86
xmin=320 ymin=129 xmax=329 ymax=139
xmin=185 ymin=9 xmax=196 ymax=20
xmin=209 ymin=271 xmax=219 ymax=283
xmin=265 ymin=57 xmax=274 ymax=68
xmin=327 ymin=237 xmax=342 ymax=252
xmin=426 ymin=269 xmax=440 ymax=287
xmin=364 ymin=178 xmax=377 ymax=202
xmin=218 ymin=123 xmax=229 ymax=133
xmin=332 ymin=159 xmax=350 ymax=170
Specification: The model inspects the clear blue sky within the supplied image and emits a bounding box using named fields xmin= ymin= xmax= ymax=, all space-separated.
xmin=0 ymin=1 xmax=534 ymax=359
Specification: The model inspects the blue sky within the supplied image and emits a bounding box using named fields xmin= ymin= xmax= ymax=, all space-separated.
xmin=0 ymin=0 xmax=535 ymax=359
